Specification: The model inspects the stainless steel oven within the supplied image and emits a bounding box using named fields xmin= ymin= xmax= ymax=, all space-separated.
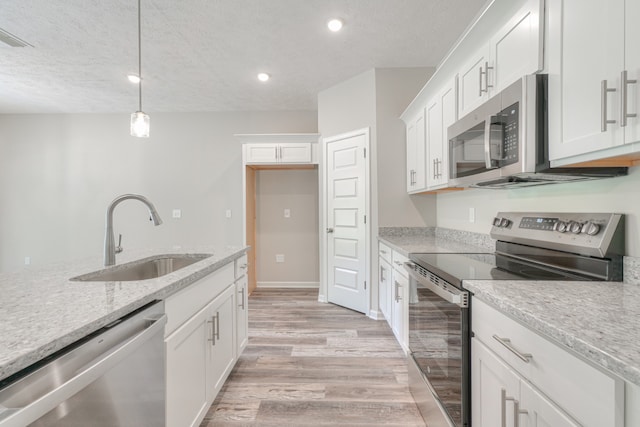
xmin=404 ymin=212 xmax=625 ymax=427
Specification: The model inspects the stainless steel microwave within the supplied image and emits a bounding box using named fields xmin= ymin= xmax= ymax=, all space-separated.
xmin=447 ymin=74 xmax=626 ymax=188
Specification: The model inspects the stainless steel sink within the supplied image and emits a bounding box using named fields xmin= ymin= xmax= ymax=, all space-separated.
xmin=70 ymin=254 xmax=212 ymax=282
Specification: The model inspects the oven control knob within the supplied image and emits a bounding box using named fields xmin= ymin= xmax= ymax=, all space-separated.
xmin=581 ymin=221 xmax=600 ymax=236
xmin=569 ymin=221 xmax=582 ymax=234
xmin=500 ymin=218 xmax=511 ymax=228
xmin=554 ymin=221 xmax=568 ymax=233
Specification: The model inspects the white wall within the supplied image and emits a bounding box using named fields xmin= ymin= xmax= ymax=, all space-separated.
xmin=437 ymin=167 xmax=640 ymax=256
xmin=0 ymin=111 xmax=317 ymax=272
xmin=255 ymin=169 xmax=319 ymax=286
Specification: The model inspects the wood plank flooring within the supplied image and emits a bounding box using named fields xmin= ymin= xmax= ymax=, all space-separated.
xmin=200 ymin=288 xmax=426 ymax=426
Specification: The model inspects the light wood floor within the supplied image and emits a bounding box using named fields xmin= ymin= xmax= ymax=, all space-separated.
xmin=200 ymin=288 xmax=426 ymax=426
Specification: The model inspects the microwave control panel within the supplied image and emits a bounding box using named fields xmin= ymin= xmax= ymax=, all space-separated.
xmin=496 ymin=102 xmax=519 ymax=165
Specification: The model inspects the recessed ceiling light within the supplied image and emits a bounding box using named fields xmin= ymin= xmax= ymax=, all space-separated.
xmin=127 ymin=74 xmax=141 ymax=84
xmin=327 ymin=19 xmax=343 ymax=32
xmin=257 ymin=73 xmax=270 ymax=82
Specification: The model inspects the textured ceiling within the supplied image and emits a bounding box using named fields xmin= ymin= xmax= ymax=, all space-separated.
xmin=0 ymin=0 xmax=487 ymax=113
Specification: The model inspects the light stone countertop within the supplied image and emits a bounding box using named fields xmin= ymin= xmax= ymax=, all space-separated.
xmin=378 ymin=227 xmax=640 ymax=386
xmin=0 ymin=246 xmax=248 ymax=382
xmin=464 ymin=280 xmax=640 ymax=386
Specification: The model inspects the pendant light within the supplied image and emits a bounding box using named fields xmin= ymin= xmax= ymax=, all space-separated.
xmin=130 ymin=0 xmax=150 ymax=137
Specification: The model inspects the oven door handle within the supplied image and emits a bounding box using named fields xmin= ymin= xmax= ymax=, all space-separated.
xmin=404 ymin=263 xmax=468 ymax=308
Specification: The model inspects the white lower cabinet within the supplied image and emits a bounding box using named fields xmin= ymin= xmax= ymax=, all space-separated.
xmin=391 ymin=269 xmax=407 ymax=350
xmin=472 ymin=298 xmax=624 ymax=427
xmin=378 ymin=257 xmax=392 ymax=321
xmin=164 ymin=257 xmax=247 ymax=427
xmin=472 ymin=338 xmax=579 ymax=427
xmin=236 ymin=275 xmax=249 ymax=353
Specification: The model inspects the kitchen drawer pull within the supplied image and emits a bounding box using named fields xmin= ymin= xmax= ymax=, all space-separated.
xmin=601 ymin=79 xmax=617 ymax=132
xmin=208 ymin=312 xmax=220 ymax=346
xmin=493 ymin=335 xmax=532 ymax=363
xmin=621 ymin=70 xmax=637 ymax=127
xmin=394 ymin=281 xmax=401 ymax=302
xmin=478 ymin=65 xmax=484 ymax=96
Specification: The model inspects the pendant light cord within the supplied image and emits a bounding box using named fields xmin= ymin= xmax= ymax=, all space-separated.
xmin=138 ymin=0 xmax=142 ymax=112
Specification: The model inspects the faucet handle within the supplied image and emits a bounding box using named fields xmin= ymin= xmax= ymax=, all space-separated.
xmin=115 ymin=234 xmax=123 ymax=254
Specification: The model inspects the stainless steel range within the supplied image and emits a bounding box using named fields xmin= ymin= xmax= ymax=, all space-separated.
xmin=404 ymin=212 xmax=625 ymax=427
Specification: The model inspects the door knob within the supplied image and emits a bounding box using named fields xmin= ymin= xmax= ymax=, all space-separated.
xmin=326 ymin=228 xmax=334 ymax=233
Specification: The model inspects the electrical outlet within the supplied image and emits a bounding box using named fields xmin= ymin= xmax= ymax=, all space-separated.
xmin=172 ymin=209 xmax=182 ymax=219
xmin=225 ymin=209 xmax=232 ymax=218
xmin=276 ymin=254 xmax=285 ymax=263
xmin=469 ymin=207 xmax=476 ymax=223
xmin=24 ymin=256 xmax=31 ymax=265
xmin=284 ymin=208 xmax=291 ymax=218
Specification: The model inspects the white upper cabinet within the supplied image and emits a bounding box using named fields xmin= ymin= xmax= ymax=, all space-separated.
xmin=245 ymin=143 xmax=312 ymax=164
xmin=426 ymin=77 xmax=457 ymax=189
xmin=548 ymin=0 xmax=640 ymax=163
xmin=548 ymin=0 xmax=626 ymax=160
xmin=458 ymin=0 xmax=544 ymax=118
xmin=406 ymin=108 xmax=427 ymax=192
xmin=237 ymin=134 xmax=320 ymax=165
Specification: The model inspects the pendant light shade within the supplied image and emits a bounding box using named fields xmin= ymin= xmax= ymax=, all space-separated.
xmin=131 ymin=0 xmax=149 ymax=138
xmin=131 ymin=111 xmax=150 ymax=137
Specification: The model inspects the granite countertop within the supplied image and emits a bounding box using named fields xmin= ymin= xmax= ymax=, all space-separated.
xmin=465 ymin=280 xmax=640 ymax=387
xmin=378 ymin=229 xmax=494 ymax=256
xmin=0 ymin=246 xmax=248 ymax=382
xmin=378 ymin=227 xmax=640 ymax=386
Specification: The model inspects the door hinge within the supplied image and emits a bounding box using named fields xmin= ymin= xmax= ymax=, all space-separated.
xmin=364 ymin=147 xmax=366 ymax=158
xmin=364 ymin=281 xmax=367 ymax=290
xmin=364 ymin=215 xmax=367 ymax=224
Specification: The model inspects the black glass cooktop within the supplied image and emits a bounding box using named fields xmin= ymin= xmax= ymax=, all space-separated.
xmin=409 ymin=252 xmax=599 ymax=288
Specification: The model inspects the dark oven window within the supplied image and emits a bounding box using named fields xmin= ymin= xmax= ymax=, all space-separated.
xmin=409 ymin=279 xmax=464 ymax=426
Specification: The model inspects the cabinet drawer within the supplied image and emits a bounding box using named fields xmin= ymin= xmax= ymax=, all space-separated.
xmin=378 ymin=242 xmax=392 ymax=264
xmin=235 ymin=254 xmax=248 ymax=279
xmin=165 ymin=263 xmax=234 ymax=336
xmin=391 ymin=250 xmax=409 ymax=277
xmin=472 ymin=298 xmax=623 ymax=427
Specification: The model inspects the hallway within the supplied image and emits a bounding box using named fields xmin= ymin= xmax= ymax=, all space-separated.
xmin=200 ymin=288 xmax=426 ymax=426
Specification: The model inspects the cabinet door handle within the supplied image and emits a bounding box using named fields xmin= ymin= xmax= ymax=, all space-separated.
xmin=513 ymin=400 xmax=528 ymax=427
xmin=601 ymin=79 xmax=617 ymax=132
xmin=394 ymin=281 xmax=401 ymax=302
xmin=484 ymin=62 xmax=493 ymax=92
xmin=478 ymin=65 xmax=484 ymax=96
xmin=501 ymin=388 xmax=516 ymax=427
xmin=493 ymin=335 xmax=532 ymax=363
xmin=208 ymin=312 xmax=220 ymax=346
xmin=380 ymin=265 xmax=386 ymax=282
xmin=239 ymin=287 xmax=246 ymax=310
xmin=621 ymin=70 xmax=637 ymax=127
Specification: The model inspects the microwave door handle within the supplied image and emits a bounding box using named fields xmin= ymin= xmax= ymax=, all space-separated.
xmin=484 ymin=116 xmax=504 ymax=169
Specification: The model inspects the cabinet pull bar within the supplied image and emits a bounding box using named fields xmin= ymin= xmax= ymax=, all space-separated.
xmin=621 ymin=70 xmax=637 ymax=127
xmin=500 ymin=388 xmax=515 ymax=427
xmin=601 ymin=79 xmax=617 ymax=132
xmin=214 ymin=311 xmax=220 ymax=341
xmin=513 ymin=400 xmax=527 ymax=427
xmin=493 ymin=335 xmax=532 ymax=363
xmin=239 ymin=287 xmax=246 ymax=310
xmin=479 ymin=66 xmax=484 ymax=96
xmin=485 ymin=62 xmax=493 ymax=91
xmin=394 ymin=281 xmax=401 ymax=302
xmin=208 ymin=317 xmax=216 ymax=346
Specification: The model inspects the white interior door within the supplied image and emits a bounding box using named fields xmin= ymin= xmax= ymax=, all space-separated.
xmin=326 ymin=131 xmax=368 ymax=314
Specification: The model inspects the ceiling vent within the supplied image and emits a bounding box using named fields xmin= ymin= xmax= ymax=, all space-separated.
xmin=0 ymin=28 xmax=32 ymax=47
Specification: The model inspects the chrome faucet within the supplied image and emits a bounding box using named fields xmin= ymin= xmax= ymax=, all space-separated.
xmin=104 ymin=194 xmax=163 ymax=266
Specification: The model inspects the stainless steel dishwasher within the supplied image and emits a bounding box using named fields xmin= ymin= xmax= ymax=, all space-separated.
xmin=0 ymin=301 xmax=166 ymax=427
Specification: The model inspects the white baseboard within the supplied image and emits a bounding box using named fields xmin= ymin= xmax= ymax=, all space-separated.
xmin=368 ymin=309 xmax=383 ymax=320
xmin=317 ymin=293 xmax=327 ymax=303
xmin=256 ymin=281 xmax=320 ymax=289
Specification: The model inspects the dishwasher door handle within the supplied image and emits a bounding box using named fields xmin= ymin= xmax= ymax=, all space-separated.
xmin=0 ymin=312 xmax=167 ymax=427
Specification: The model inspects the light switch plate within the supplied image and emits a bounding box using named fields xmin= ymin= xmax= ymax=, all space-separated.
xmin=225 ymin=209 xmax=232 ymax=218
xmin=172 ymin=209 xmax=182 ymax=219
xmin=284 ymin=208 xmax=291 ymax=218
xmin=276 ymin=254 xmax=285 ymax=263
